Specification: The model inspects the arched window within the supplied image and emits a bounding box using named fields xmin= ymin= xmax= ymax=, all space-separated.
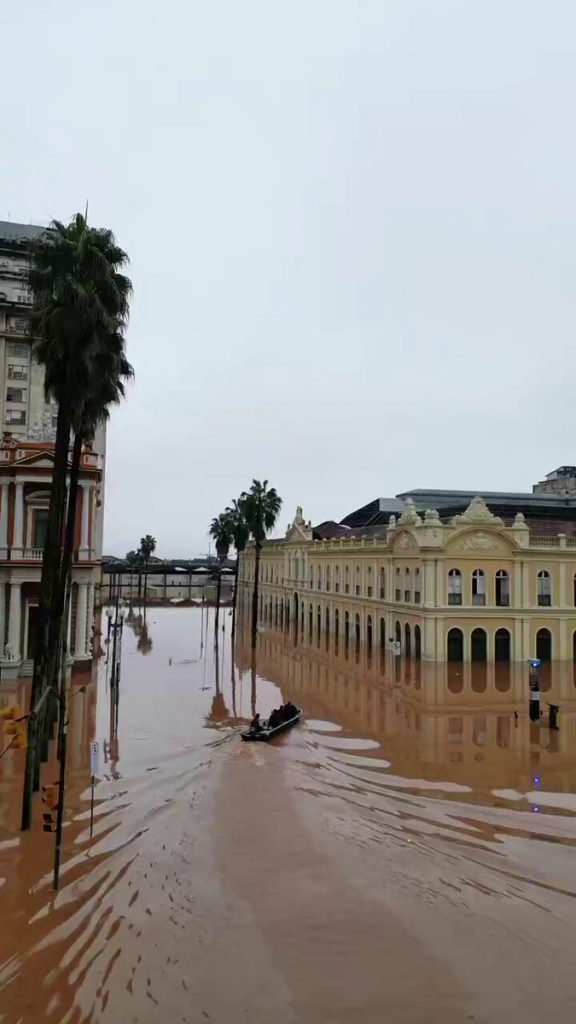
xmin=355 ymin=613 xmax=361 ymax=653
xmin=325 ymin=565 xmax=331 ymax=592
xmin=308 ymin=604 xmax=313 ymax=642
xmin=536 ymin=627 xmax=552 ymax=661
xmin=395 ymin=568 xmax=401 ymax=601
xmin=335 ymin=565 xmax=340 ymax=593
xmin=325 ymin=607 xmax=330 ymax=650
xmin=355 ymin=566 xmax=361 ymax=596
xmin=294 ymin=555 xmax=299 ymax=581
xmin=274 ymin=598 xmax=278 ymax=626
xmin=447 ymin=627 xmax=463 ymax=662
xmin=344 ymin=611 xmax=350 ymax=649
xmin=367 ymin=614 xmax=373 ymax=652
xmin=345 ymin=565 xmax=350 ymax=594
xmin=496 ymin=570 xmax=509 ymax=607
xmin=334 ymin=608 xmax=339 ymax=635
xmin=404 ymin=568 xmax=411 ymax=602
xmin=471 ymin=627 xmax=487 ymax=662
xmin=537 ymin=570 xmax=551 ymax=607
xmin=380 ymin=616 xmax=386 ymax=648
xmin=472 ymin=569 xmax=486 ymax=606
xmin=379 ymin=568 xmax=386 ymax=599
xmin=414 ymin=624 xmax=422 ymax=660
xmin=414 ymin=569 xmax=421 ymax=603
xmin=316 ymin=605 xmax=321 ymax=647
xmin=309 ymin=565 xmax=314 ymax=588
xmin=367 ymin=566 xmax=373 ymax=597
xmin=317 ymin=567 xmax=322 ymax=590
xmin=395 ymin=620 xmax=401 ymax=644
xmin=495 ymin=628 xmax=510 ymax=662
xmin=404 ymin=623 xmax=411 ymax=657
xmin=448 ymin=569 xmax=462 ymax=605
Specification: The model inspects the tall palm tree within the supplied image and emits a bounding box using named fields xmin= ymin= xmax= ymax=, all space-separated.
xmin=139 ymin=534 xmax=156 ymax=612
xmin=224 ymin=498 xmax=250 ymax=639
xmin=22 ymin=214 xmax=131 ymax=831
xmin=208 ymin=512 xmax=234 ymax=634
xmin=28 ymin=215 xmax=130 ymax=698
xmin=239 ymin=480 xmax=282 ymax=650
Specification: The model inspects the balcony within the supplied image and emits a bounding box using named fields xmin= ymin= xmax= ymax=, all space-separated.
xmin=23 ymin=548 xmax=43 ymax=560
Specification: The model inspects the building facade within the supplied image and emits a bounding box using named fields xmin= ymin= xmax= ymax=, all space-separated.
xmin=239 ymin=496 xmax=576 ymax=666
xmin=0 ymin=221 xmax=105 ymax=679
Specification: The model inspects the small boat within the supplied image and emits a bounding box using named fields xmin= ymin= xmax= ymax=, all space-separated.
xmin=241 ymin=707 xmax=302 ymax=742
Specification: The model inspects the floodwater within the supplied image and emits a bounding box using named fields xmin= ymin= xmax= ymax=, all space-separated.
xmin=1 ymin=607 xmax=576 ymax=1023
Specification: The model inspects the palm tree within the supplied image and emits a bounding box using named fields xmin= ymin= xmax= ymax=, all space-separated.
xmin=139 ymin=534 xmax=156 ymax=612
xmin=22 ymin=214 xmax=131 ymax=831
xmin=224 ymin=498 xmax=250 ymax=639
xmin=239 ymin=480 xmax=282 ymax=650
xmin=208 ymin=512 xmax=234 ymax=634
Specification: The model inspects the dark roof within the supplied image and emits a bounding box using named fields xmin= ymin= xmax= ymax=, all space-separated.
xmin=0 ymin=221 xmax=44 ymax=244
xmin=313 ymin=521 xmax=352 ymax=540
xmin=340 ymin=497 xmax=404 ymax=529
xmin=399 ymin=488 xmax=576 ymax=508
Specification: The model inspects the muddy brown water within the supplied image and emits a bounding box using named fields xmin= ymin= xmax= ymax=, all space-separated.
xmin=1 ymin=606 xmax=576 ymax=1023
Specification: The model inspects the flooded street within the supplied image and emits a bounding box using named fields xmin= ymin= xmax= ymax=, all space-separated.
xmin=2 ymin=607 xmax=576 ymax=1023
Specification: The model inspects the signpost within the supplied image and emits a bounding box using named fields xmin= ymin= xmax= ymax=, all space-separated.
xmin=89 ymin=741 xmax=99 ymax=838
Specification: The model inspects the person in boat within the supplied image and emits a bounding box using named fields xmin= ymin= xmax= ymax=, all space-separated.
xmin=250 ymin=713 xmax=262 ymax=733
xmin=268 ymin=708 xmax=282 ymax=729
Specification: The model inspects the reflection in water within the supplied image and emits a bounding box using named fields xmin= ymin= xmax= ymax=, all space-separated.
xmin=2 ymin=609 xmax=576 ymax=1023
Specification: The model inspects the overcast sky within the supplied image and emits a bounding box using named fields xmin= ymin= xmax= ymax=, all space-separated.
xmin=2 ymin=1 xmax=576 ymax=556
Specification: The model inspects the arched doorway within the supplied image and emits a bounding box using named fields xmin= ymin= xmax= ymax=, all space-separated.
xmin=344 ymin=611 xmax=350 ymax=656
xmin=395 ymin=621 xmax=401 ymax=645
xmin=380 ymin=617 xmax=386 ymax=650
xmin=334 ymin=609 xmax=339 ymax=654
xmin=325 ymin=607 xmax=330 ymax=651
xmin=308 ymin=604 xmax=313 ymax=643
xmin=536 ymin=628 xmax=552 ymax=662
xmin=316 ymin=606 xmax=321 ymax=648
xmin=494 ymin=628 xmax=510 ymax=662
xmin=292 ymin=593 xmax=299 ymax=644
xmin=447 ymin=628 xmax=463 ymax=662
xmin=355 ymin=614 xmax=361 ymax=656
xmin=367 ymin=615 xmax=373 ymax=665
xmin=414 ymin=624 xmax=421 ymax=661
xmin=404 ymin=623 xmax=411 ymax=658
xmin=274 ymin=598 xmax=278 ymax=626
xmin=471 ymin=628 xmax=487 ymax=662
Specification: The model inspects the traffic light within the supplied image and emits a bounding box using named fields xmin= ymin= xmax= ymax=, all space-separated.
xmin=42 ymin=782 xmax=60 ymax=833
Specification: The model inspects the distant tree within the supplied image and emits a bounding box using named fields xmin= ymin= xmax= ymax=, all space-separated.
xmin=225 ymin=498 xmax=250 ymax=638
xmin=208 ymin=513 xmax=235 ymax=633
xmin=239 ymin=480 xmax=282 ymax=650
xmin=139 ymin=535 xmax=156 ymax=612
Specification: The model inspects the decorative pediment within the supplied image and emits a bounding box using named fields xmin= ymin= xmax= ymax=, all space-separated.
xmin=448 ymin=530 xmax=511 ymax=553
xmin=285 ymin=506 xmax=313 ymax=543
xmin=451 ymin=496 xmax=504 ymax=527
xmin=14 ymin=450 xmax=56 ymax=468
xmin=393 ymin=530 xmax=419 ymax=552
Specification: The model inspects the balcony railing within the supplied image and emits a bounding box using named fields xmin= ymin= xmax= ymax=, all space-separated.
xmin=23 ymin=548 xmax=43 ymax=560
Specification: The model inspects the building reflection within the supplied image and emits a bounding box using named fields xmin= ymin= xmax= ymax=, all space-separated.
xmin=235 ymin=624 xmax=576 ymax=781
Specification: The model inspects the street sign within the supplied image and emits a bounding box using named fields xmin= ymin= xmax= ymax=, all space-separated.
xmin=89 ymin=741 xmax=99 ymax=776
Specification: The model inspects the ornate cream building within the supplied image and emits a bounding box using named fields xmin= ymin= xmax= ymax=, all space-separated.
xmin=239 ymin=485 xmax=576 ymax=666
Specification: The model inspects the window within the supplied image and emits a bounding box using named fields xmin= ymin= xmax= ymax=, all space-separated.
xmin=379 ymin=568 xmax=386 ymax=599
xmin=6 ymin=387 xmax=25 ymax=403
xmin=7 ymin=364 xmax=28 ymax=381
xmin=317 ymin=569 xmax=322 ymax=590
xmin=326 ymin=566 xmax=331 ymax=592
xmin=395 ymin=568 xmax=401 ymax=601
xmin=414 ymin=569 xmax=421 ymax=603
xmin=355 ymin=566 xmax=361 ymax=596
xmin=404 ymin=568 xmax=411 ymax=603
xmin=345 ymin=566 xmax=350 ymax=594
xmin=367 ymin=566 xmax=372 ymax=597
xmin=537 ymin=570 xmax=551 ymax=607
xmin=472 ymin=568 xmax=486 ymax=606
xmin=310 ymin=567 xmax=313 ymax=588
xmin=496 ymin=570 xmax=509 ymax=607
xmin=335 ymin=565 xmax=340 ymax=593
xmin=5 ymin=410 xmax=25 ymax=425
xmin=448 ymin=569 xmax=462 ymax=605
xmin=33 ymin=509 xmax=49 ymax=550
xmin=8 ymin=342 xmax=28 ymax=358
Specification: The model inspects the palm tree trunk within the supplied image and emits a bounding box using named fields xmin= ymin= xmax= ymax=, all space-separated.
xmin=143 ymin=561 xmax=148 ymax=618
xmin=138 ymin=572 xmax=142 ymax=606
xmin=215 ymin=564 xmax=222 ymax=635
xmin=231 ymin=555 xmax=240 ymax=639
xmin=251 ymin=541 xmax=261 ymax=651
xmin=48 ymin=432 xmax=83 ymax=700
